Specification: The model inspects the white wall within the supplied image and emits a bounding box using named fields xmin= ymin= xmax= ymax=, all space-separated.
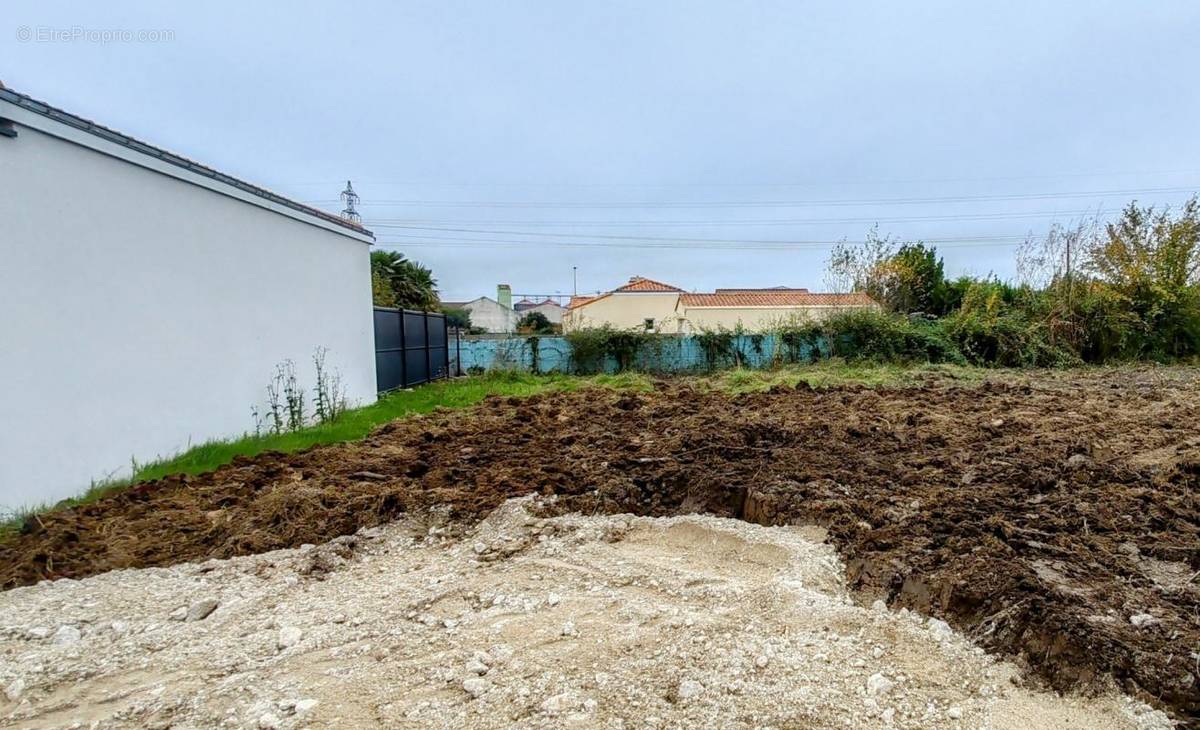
xmin=463 ymin=297 xmax=519 ymax=333
xmin=0 ymin=122 xmax=376 ymax=513
xmin=562 ymin=292 xmax=682 ymax=332
xmin=525 ymin=301 xmax=565 ymax=324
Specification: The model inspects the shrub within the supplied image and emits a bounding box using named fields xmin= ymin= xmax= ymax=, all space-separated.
xmin=777 ymin=321 xmax=826 ymax=363
xmin=693 ymin=327 xmax=738 ymax=371
xmin=564 ymin=326 xmax=652 ymax=373
xmin=517 ymin=311 xmax=555 ymax=334
xmin=941 ymin=282 xmax=1076 ymax=367
xmin=441 ymin=306 xmax=472 ymax=330
xmin=823 ymin=309 xmax=963 ymax=364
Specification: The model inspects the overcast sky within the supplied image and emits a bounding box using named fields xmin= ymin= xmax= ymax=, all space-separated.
xmin=4 ymin=1 xmax=1199 ymax=301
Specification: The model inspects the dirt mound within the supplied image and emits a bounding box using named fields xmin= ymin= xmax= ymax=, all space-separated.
xmin=2 ymin=369 xmax=1199 ymax=722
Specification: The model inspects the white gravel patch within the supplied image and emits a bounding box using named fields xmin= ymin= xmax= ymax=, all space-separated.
xmin=0 ymin=497 xmax=1175 ymax=729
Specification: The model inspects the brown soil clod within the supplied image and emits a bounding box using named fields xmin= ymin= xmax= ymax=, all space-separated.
xmin=1 ymin=368 xmax=1199 ymax=723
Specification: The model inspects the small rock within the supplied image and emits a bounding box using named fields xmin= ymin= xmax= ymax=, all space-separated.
xmin=541 ymin=691 xmax=576 ymax=714
xmin=277 ymin=626 xmax=303 ymax=650
xmin=872 ymin=646 xmax=885 ymax=659
xmin=4 ymin=678 xmax=25 ymax=702
xmin=472 ymin=650 xmax=494 ymax=666
xmin=927 ymin=618 xmax=954 ymax=641
xmin=295 ymin=698 xmax=319 ymax=714
xmin=677 ymin=679 xmax=704 ymax=701
xmin=472 ymin=542 xmax=488 ymax=555
xmin=463 ymin=678 xmax=490 ymax=699
xmin=26 ymin=626 xmax=51 ymax=640
xmin=947 ymin=706 xmax=963 ymax=719
xmin=466 ymin=658 xmax=490 ymax=675
xmin=258 ymin=712 xmax=282 ymax=729
xmin=866 ymin=673 xmax=895 ymax=697
xmin=547 ymin=593 xmax=561 ymax=606
xmin=754 ymin=655 xmax=769 ymax=669
xmin=1129 ymin=613 xmax=1159 ymax=628
xmin=871 ymin=599 xmax=888 ymax=613
xmin=186 ymin=599 xmax=220 ymax=622
xmin=168 ymin=606 xmax=188 ymax=621
xmin=52 ymin=625 xmax=81 ymax=645
xmin=1066 ymin=453 xmax=1093 ymax=469
xmin=561 ymin=621 xmax=577 ymax=637
xmin=880 ymin=707 xmax=895 ymax=724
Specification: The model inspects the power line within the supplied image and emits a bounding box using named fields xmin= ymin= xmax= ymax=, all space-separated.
xmin=280 ymin=169 xmax=1200 ymax=189
xmin=375 ymin=232 xmax=1030 ymax=251
xmin=363 ymin=207 xmax=1136 ymax=229
xmin=305 ymin=184 xmax=1196 ymax=209
xmin=369 ymin=224 xmax=1032 ymax=246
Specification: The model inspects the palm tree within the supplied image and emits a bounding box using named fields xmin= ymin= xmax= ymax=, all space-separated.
xmin=371 ymin=250 xmax=439 ymax=309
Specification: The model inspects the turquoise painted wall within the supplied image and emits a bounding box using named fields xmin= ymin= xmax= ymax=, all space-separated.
xmin=452 ymin=334 xmax=825 ymax=374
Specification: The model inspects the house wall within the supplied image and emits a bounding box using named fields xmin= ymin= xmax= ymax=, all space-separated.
xmin=463 ymin=298 xmax=519 ymax=333
xmin=562 ymin=293 xmax=681 ymax=332
xmin=0 ymin=121 xmax=376 ymax=513
xmin=525 ymin=302 xmax=565 ymax=324
xmin=679 ymin=305 xmax=874 ymax=333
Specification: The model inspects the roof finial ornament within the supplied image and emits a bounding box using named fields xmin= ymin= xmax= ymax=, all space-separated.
xmin=339 ymin=180 xmax=361 ymax=224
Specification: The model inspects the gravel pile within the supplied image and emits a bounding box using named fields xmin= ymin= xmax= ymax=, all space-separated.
xmin=0 ymin=497 xmax=1174 ymax=729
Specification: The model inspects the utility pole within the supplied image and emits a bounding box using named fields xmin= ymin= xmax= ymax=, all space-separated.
xmin=1063 ymin=231 xmax=1074 ymax=343
xmin=1065 ymin=233 xmax=1072 ymax=315
xmin=339 ymin=180 xmax=361 ymax=224
xmin=573 ymin=266 xmax=577 ymax=297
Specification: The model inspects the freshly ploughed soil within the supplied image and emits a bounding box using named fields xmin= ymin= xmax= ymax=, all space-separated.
xmin=2 ymin=369 xmax=1198 ymax=722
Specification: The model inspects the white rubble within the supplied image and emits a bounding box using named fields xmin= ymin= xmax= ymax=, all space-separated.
xmin=0 ymin=497 xmax=1176 ymax=730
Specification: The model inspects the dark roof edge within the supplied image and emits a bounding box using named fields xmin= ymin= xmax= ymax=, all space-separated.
xmin=0 ymin=86 xmax=373 ymax=240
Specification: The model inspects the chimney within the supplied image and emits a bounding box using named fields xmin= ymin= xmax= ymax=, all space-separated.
xmin=497 ymin=284 xmax=512 ymax=310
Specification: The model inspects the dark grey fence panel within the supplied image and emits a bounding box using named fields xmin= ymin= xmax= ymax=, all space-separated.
xmin=373 ymin=307 xmax=450 ymax=392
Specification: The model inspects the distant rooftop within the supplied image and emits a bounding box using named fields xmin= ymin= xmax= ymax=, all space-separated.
xmin=680 ymin=291 xmax=875 ymax=307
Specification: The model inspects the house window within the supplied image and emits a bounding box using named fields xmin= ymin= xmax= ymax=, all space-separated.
xmin=643 ymin=318 xmax=655 ymax=331
xmin=0 ymin=118 xmax=17 ymax=139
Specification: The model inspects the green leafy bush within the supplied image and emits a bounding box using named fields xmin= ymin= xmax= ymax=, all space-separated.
xmin=693 ymin=327 xmax=739 ymax=370
xmin=940 ymin=282 xmax=1077 ymax=367
xmin=564 ymin=326 xmax=652 ymax=373
xmin=823 ymin=309 xmax=963 ymax=364
xmin=777 ymin=321 xmax=826 ymax=363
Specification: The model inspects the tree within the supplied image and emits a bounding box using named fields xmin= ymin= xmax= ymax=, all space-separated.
xmin=880 ymin=243 xmax=948 ymax=314
xmin=825 ymin=226 xmax=895 ymax=295
xmin=371 ymin=250 xmax=439 ymax=310
xmin=517 ymin=311 xmax=555 ymax=334
xmin=826 ymin=229 xmax=948 ymax=314
xmin=441 ymin=306 xmax=472 ymax=330
xmin=1084 ymin=197 xmax=1200 ymax=357
xmin=371 ymin=269 xmax=397 ymax=307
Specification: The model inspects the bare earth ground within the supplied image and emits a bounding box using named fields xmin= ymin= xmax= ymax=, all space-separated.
xmin=1 ymin=367 xmax=1199 ymax=724
xmin=0 ymin=498 xmax=1175 ymax=729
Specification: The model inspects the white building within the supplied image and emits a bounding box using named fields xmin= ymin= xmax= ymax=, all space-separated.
xmin=515 ymin=298 xmax=566 ymax=325
xmin=444 ymin=285 xmax=521 ymax=333
xmin=0 ymin=84 xmax=378 ymax=513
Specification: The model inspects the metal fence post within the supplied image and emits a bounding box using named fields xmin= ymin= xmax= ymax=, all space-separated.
xmin=424 ymin=311 xmax=432 ymax=384
xmin=398 ymin=310 xmax=408 ymax=388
